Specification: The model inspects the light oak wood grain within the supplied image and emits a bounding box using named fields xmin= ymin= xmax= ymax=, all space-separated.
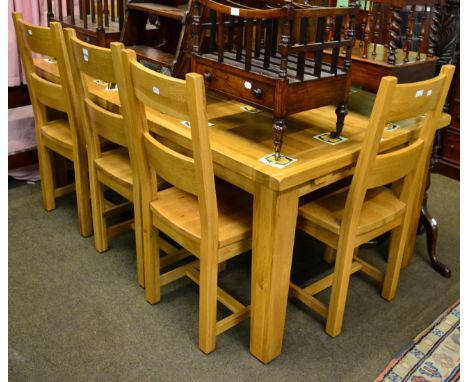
xmin=12 ymin=13 xmax=92 ymax=237
xmin=292 ymin=65 xmax=455 ymax=338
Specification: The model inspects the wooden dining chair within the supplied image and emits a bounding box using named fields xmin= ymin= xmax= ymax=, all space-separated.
xmin=12 ymin=12 xmax=92 ymax=237
xmin=114 ymin=47 xmax=253 ymax=354
xmin=63 ymin=29 xmax=180 ymax=288
xmin=290 ymin=64 xmax=455 ymax=337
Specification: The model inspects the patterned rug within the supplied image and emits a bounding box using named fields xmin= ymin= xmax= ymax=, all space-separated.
xmin=374 ymin=301 xmax=460 ymax=382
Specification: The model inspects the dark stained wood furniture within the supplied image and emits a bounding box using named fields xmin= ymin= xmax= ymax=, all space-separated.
xmin=46 ymin=0 xmax=125 ymax=47
xmin=345 ymin=0 xmax=441 ymax=92
xmin=191 ymin=0 xmax=358 ymax=159
xmin=120 ymin=0 xmax=193 ymax=77
xmin=432 ymin=0 xmax=459 ymax=179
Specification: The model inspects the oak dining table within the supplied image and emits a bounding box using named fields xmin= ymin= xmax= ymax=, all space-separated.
xmin=35 ymin=57 xmax=451 ymax=363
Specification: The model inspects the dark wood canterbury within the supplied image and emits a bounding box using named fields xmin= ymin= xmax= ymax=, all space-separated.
xmin=191 ymin=0 xmax=358 ymax=159
xmin=120 ymin=0 xmax=193 ymax=77
xmin=46 ymin=0 xmax=125 ymax=47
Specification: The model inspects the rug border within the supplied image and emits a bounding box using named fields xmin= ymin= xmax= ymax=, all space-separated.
xmin=373 ymin=299 xmax=460 ymax=382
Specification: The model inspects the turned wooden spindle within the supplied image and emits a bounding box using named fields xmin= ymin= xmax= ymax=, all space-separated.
xmin=372 ymin=3 xmax=381 ymax=56
xmin=67 ymin=0 xmax=75 ymax=24
xmin=254 ymin=19 xmax=263 ymax=58
xmin=325 ymin=16 xmax=333 ymax=41
xmin=47 ymin=0 xmax=54 ymax=22
xmin=417 ymin=4 xmax=427 ymax=60
xmin=264 ymin=19 xmax=273 ymax=68
xmin=362 ymin=10 xmax=371 ymax=57
xmin=209 ymin=10 xmax=217 ymax=52
xmin=314 ymin=16 xmax=325 ymax=77
xmin=359 ymin=0 xmax=368 ymax=45
xmin=279 ymin=2 xmax=292 ymax=80
xmin=91 ymin=0 xmax=96 ymax=24
xmin=344 ymin=7 xmax=355 ymax=72
xmin=217 ymin=13 xmax=225 ymax=63
xmin=111 ymin=0 xmax=115 ymax=22
xmin=104 ymin=0 xmax=109 ymax=27
xmin=227 ymin=16 xmax=235 ymax=52
xmin=297 ymin=17 xmax=308 ymax=80
xmin=117 ymin=0 xmax=124 ymax=31
xmin=236 ymin=18 xmax=245 ymax=61
xmin=82 ymin=0 xmax=88 ymax=28
xmin=428 ymin=3 xmax=440 ymax=57
xmin=331 ymin=15 xmax=343 ymax=74
xmin=404 ymin=5 xmax=416 ymax=62
xmin=58 ymin=0 xmax=63 ymax=21
xmin=245 ymin=19 xmax=253 ymax=71
xmin=388 ymin=6 xmax=401 ymax=64
xmin=192 ymin=0 xmax=201 ymax=56
xmin=96 ymin=0 xmax=104 ymax=32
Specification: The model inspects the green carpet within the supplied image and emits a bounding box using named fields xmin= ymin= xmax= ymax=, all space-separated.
xmin=8 ymin=173 xmax=459 ymax=381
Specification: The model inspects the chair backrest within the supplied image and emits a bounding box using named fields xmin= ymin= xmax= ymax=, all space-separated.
xmin=342 ymin=64 xmax=455 ymax=236
xmin=12 ymin=12 xmax=80 ymax=142
xmin=114 ymin=47 xmax=219 ymax=244
xmin=64 ymin=28 xmax=128 ymax=158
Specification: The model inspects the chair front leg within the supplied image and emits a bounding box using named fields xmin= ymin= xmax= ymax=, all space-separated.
xmin=326 ymin=242 xmax=356 ymax=337
xmin=198 ymin=249 xmax=218 ymax=354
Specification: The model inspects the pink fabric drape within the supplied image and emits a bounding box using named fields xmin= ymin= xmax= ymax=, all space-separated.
xmin=8 ymin=0 xmax=48 ymax=86
xmin=8 ymin=1 xmax=76 ymax=86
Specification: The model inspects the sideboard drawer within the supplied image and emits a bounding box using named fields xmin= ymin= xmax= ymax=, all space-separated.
xmin=450 ymin=102 xmax=460 ymax=131
xmin=441 ymin=130 xmax=460 ymax=164
xmin=75 ymin=31 xmax=98 ymax=45
xmin=195 ymin=62 xmax=275 ymax=110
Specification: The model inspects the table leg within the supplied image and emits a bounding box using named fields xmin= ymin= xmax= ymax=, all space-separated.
xmin=250 ymin=185 xmax=299 ymax=363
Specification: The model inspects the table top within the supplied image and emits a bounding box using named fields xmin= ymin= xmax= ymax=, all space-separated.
xmin=34 ymin=57 xmax=451 ymax=194
xmin=142 ymin=91 xmax=450 ymax=194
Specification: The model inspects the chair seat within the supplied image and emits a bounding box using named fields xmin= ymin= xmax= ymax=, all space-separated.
xmin=151 ymin=180 xmax=252 ymax=249
xmin=299 ymin=187 xmax=407 ymax=236
xmin=41 ymin=119 xmax=73 ymax=159
xmin=94 ymin=147 xmax=133 ymax=200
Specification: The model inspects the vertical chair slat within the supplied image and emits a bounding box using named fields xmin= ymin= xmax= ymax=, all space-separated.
xmin=210 ymin=10 xmax=217 ymax=52
xmin=417 ymin=4 xmax=427 ymax=60
xmin=47 ymin=0 xmax=54 ymax=21
xmin=58 ymin=0 xmax=63 ymax=21
xmin=91 ymin=0 xmax=96 ymax=24
xmin=227 ymin=16 xmax=234 ymax=51
xmin=244 ymin=19 xmax=253 ymax=71
xmin=372 ymin=2 xmax=381 ymax=56
xmin=97 ymin=0 xmax=103 ymax=30
xmin=278 ymin=8 xmax=291 ymax=80
xmin=271 ymin=19 xmax=278 ymax=56
xmin=314 ymin=16 xmax=325 ymax=78
xmin=404 ymin=5 xmax=416 ymax=62
xmin=296 ymin=17 xmax=308 ymax=81
xmin=254 ymin=19 xmax=262 ymax=58
xmin=118 ymin=0 xmax=124 ymax=31
xmin=218 ymin=13 xmax=225 ymax=63
xmin=362 ymin=9 xmax=371 ymax=57
xmin=263 ymin=18 xmax=272 ymax=68
xmin=111 ymin=0 xmax=116 ymax=22
xmin=236 ymin=18 xmax=244 ymax=61
xmin=192 ymin=0 xmax=201 ymax=55
xmin=104 ymin=0 xmax=110 ymax=27
xmin=331 ymin=15 xmax=343 ymax=74
xmin=359 ymin=0 xmax=367 ymax=44
xmin=67 ymin=0 xmax=75 ymax=24
xmin=83 ymin=0 xmax=88 ymax=28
